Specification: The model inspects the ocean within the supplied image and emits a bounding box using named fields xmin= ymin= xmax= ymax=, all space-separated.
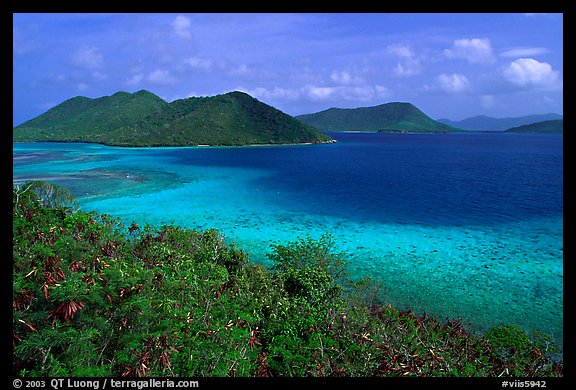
xmin=13 ymin=132 xmax=563 ymax=348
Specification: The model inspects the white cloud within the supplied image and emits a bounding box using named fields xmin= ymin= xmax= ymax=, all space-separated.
xmin=375 ymin=85 xmax=392 ymax=99
xmin=387 ymin=44 xmax=422 ymax=77
xmin=387 ymin=44 xmax=414 ymax=58
xmin=146 ymin=69 xmax=177 ymax=85
xmin=500 ymin=47 xmax=549 ymax=58
xmin=393 ymin=61 xmax=421 ymax=77
xmin=444 ymin=38 xmax=495 ymax=64
xmin=340 ymin=86 xmax=374 ymax=101
xmin=330 ymin=70 xmax=364 ymax=85
xmin=236 ymin=82 xmax=393 ymax=105
xmin=239 ymin=86 xmax=298 ymax=101
xmin=502 ymin=58 xmax=560 ymax=89
xmin=71 ymin=46 xmax=104 ymax=69
xmin=172 ymin=15 xmax=192 ymax=39
xmin=303 ymin=84 xmax=392 ymax=102
xmin=303 ymin=85 xmax=336 ymax=101
xmin=434 ymin=73 xmax=471 ymax=93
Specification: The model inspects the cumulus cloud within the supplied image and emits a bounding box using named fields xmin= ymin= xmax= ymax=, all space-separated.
xmin=172 ymin=15 xmax=192 ymax=39
xmin=387 ymin=44 xmax=422 ymax=77
xmin=444 ymin=38 xmax=495 ymax=64
xmin=303 ymin=85 xmax=336 ymax=101
xmin=501 ymin=58 xmax=560 ymax=89
xmin=239 ymin=86 xmax=298 ymax=101
xmin=71 ymin=46 xmax=104 ymax=69
xmin=434 ymin=73 xmax=471 ymax=93
xmin=304 ymin=84 xmax=393 ymax=102
xmin=374 ymin=85 xmax=393 ymax=99
xmin=237 ymin=82 xmax=393 ymax=105
xmin=330 ymin=70 xmax=365 ymax=85
xmin=146 ymin=69 xmax=177 ymax=85
xmin=387 ymin=44 xmax=414 ymax=58
xmin=393 ymin=61 xmax=422 ymax=77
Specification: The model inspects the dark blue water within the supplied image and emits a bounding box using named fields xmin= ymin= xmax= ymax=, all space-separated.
xmin=13 ymin=132 xmax=564 ymax=347
xmin=154 ymin=132 xmax=563 ymax=226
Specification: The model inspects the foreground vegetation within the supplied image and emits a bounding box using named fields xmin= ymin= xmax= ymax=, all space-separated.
xmin=13 ymin=181 xmax=563 ymax=377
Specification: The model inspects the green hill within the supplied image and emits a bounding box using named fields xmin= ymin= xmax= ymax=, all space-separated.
xmin=437 ymin=113 xmax=563 ymax=131
xmin=13 ymin=90 xmax=333 ymax=147
xmin=296 ymin=102 xmax=460 ymax=133
xmin=505 ymin=119 xmax=563 ymax=134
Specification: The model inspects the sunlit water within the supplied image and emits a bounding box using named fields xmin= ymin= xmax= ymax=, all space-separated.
xmin=13 ymin=132 xmax=563 ymax=349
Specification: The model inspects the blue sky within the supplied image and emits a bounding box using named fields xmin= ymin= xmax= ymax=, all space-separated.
xmin=13 ymin=13 xmax=563 ymax=126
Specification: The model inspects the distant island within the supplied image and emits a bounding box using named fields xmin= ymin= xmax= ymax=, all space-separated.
xmin=505 ymin=119 xmax=563 ymax=134
xmin=13 ymin=90 xmax=334 ymax=147
xmin=295 ymin=102 xmax=461 ymax=133
xmin=437 ymin=113 xmax=563 ymax=132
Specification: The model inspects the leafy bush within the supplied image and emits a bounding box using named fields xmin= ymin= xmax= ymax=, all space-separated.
xmin=482 ymin=325 xmax=559 ymax=376
xmin=12 ymin=181 xmax=563 ymax=377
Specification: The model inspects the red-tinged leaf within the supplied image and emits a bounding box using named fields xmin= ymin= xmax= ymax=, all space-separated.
xmin=13 ymin=333 xmax=22 ymax=348
xmin=51 ymin=300 xmax=85 ymax=322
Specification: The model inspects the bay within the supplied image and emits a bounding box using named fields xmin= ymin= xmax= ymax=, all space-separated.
xmin=12 ymin=132 xmax=563 ymax=349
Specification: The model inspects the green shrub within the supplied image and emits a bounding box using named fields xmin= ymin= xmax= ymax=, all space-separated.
xmin=12 ymin=182 xmax=563 ymax=377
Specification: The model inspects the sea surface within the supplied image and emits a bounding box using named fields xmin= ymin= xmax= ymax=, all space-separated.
xmin=13 ymin=132 xmax=564 ymax=349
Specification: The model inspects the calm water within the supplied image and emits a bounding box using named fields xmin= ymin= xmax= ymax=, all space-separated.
xmin=13 ymin=132 xmax=564 ymax=348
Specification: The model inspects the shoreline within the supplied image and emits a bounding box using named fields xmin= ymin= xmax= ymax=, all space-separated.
xmin=13 ymin=139 xmax=337 ymax=149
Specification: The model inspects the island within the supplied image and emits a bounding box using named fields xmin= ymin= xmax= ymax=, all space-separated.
xmin=437 ymin=113 xmax=562 ymax=131
xmin=504 ymin=119 xmax=563 ymax=134
xmin=13 ymin=90 xmax=334 ymax=147
xmin=295 ymin=102 xmax=461 ymax=133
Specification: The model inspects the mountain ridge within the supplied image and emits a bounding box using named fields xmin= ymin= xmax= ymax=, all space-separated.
xmin=437 ymin=113 xmax=563 ymax=131
xmin=13 ymin=90 xmax=333 ymax=147
xmin=296 ymin=102 xmax=460 ymax=133
xmin=504 ymin=119 xmax=563 ymax=133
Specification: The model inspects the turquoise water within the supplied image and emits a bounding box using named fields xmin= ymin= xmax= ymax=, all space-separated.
xmin=13 ymin=133 xmax=563 ymax=349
